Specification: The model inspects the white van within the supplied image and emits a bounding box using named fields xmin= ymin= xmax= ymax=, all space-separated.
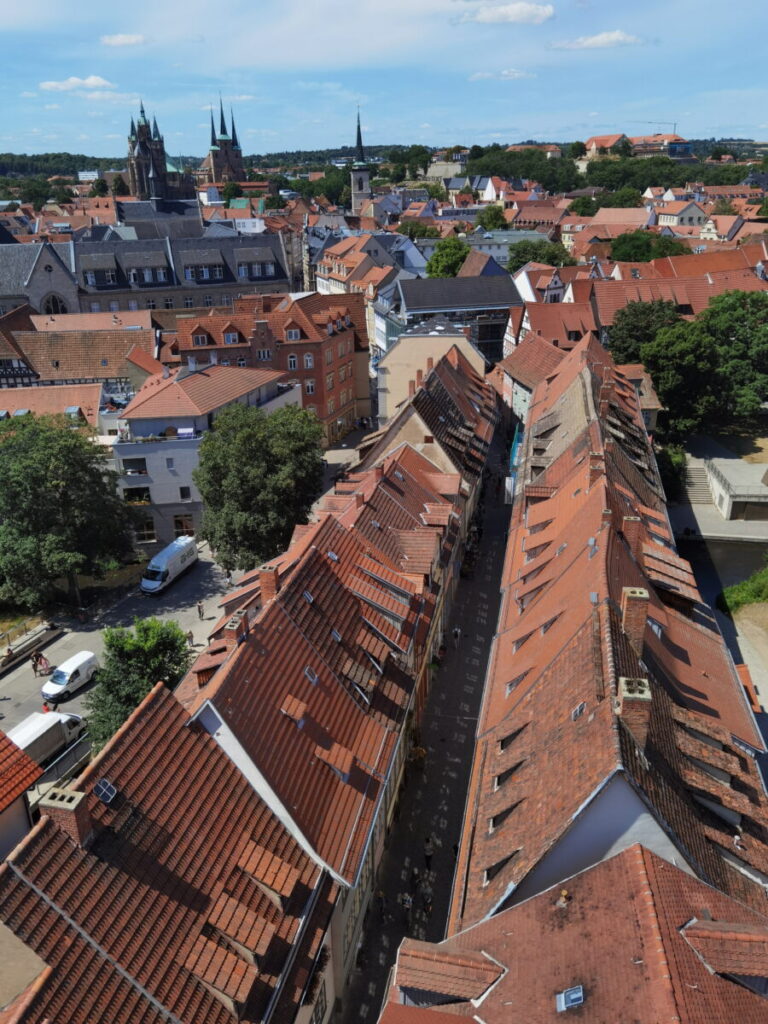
xmin=41 ymin=651 xmax=99 ymax=704
xmin=140 ymin=536 xmax=198 ymax=595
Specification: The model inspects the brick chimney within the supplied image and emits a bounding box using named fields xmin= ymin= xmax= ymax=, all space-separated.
xmin=374 ymin=465 xmax=384 ymax=481
xmin=622 ymin=516 xmax=643 ymax=561
xmin=588 ymin=451 xmax=604 ymax=487
xmin=354 ymin=492 xmax=365 ymax=508
xmin=224 ymin=608 xmax=249 ymax=651
xmin=408 ymin=379 xmax=416 ymax=397
xmin=601 ymin=507 xmax=612 ymax=527
xmin=617 ymin=676 xmax=652 ymax=749
xmin=416 ymin=368 xmax=423 ymax=387
xmin=260 ymin=566 xmax=280 ymax=603
xmin=426 ymin=356 xmax=434 ymax=371
xmin=40 ymin=788 xmax=93 ymax=847
xmin=621 ymin=586 xmax=649 ymax=653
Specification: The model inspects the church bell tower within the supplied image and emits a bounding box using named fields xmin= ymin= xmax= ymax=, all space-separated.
xmin=350 ymin=110 xmax=372 ymax=216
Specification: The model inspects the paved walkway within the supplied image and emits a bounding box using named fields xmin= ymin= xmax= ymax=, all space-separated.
xmin=339 ymin=453 xmax=511 ymax=1024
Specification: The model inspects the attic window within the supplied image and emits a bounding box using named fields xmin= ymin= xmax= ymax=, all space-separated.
xmin=327 ymin=550 xmax=339 ymax=562
xmin=366 ymin=651 xmax=383 ymax=674
xmin=499 ymin=722 xmax=528 ymax=750
xmin=484 ymin=851 xmax=516 ymax=884
xmin=540 ymin=615 xmax=558 ymax=635
xmin=303 ymin=589 xmax=314 ymax=604
xmin=494 ymin=761 xmax=524 ymax=790
xmin=571 ymin=702 xmax=587 ymax=721
xmin=394 ymin=470 xmax=404 ymax=481
xmin=513 ymin=632 xmax=533 ymax=653
xmin=371 ymin=520 xmax=382 ymax=530
xmin=332 ymin=629 xmax=342 ymax=643
xmin=556 ymin=986 xmax=585 ymax=1013
xmin=304 ymin=665 xmax=319 ymax=685
xmin=648 ymin=617 xmax=663 ymax=639
xmin=101 ymin=358 xmax=108 ymax=367
xmin=505 ymin=671 xmax=529 ymax=697
xmin=193 ymin=334 xmax=208 ymax=346
xmin=489 ymin=801 xmax=522 ymax=831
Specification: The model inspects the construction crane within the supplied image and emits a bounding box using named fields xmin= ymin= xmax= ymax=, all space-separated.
xmin=632 ymin=120 xmax=680 ymax=135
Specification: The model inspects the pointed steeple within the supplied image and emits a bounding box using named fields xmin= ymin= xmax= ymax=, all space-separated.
xmin=138 ymin=100 xmax=148 ymax=126
xmin=230 ymin=107 xmax=240 ymax=150
xmin=152 ymin=115 xmax=161 ymax=141
xmin=219 ymin=95 xmax=228 ymax=139
xmin=210 ymin=110 xmax=217 ymax=148
xmin=355 ymin=108 xmax=365 ymax=164
xmin=129 ymin=116 xmax=136 ymax=139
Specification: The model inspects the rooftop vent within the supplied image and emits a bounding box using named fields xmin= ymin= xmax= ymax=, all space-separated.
xmin=556 ymin=986 xmax=585 ymax=1012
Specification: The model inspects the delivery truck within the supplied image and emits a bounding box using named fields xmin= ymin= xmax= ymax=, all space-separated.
xmin=7 ymin=711 xmax=88 ymax=767
xmin=140 ymin=535 xmax=198 ymax=595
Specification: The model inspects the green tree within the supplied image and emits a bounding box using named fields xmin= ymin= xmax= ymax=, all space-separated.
xmin=222 ymin=181 xmax=244 ymax=205
xmin=611 ymin=138 xmax=633 ymax=159
xmin=599 ymin=186 xmax=644 ymax=208
xmin=194 ymin=404 xmax=324 ymax=570
xmin=696 ymin=291 xmax=768 ymax=420
xmin=468 ymin=145 xmax=486 ymax=161
xmin=758 ymin=198 xmax=768 ymax=218
xmin=712 ymin=198 xmax=736 ymax=215
xmin=475 ymin=205 xmax=507 ymax=231
xmin=0 ymin=416 xmax=134 ymax=608
xmin=84 ymin=618 xmax=190 ymax=749
xmin=506 ymin=239 xmax=575 ymax=273
xmin=569 ymin=195 xmax=598 ymax=216
xmin=19 ymin=177 xmax=51 ymax=211
xmin=52 ymin=186 xmax=75 ymax=205
xmin=426 ymin=237 xmax=470 ymax=277
xmin=640 ymin=322 xmax=721 ymax=438
xmin=608 ymin=300 xmax=681 ymax=364
xmin=610 ymin=231 xmax=688 ymax=262
xmin=390 ymin=163 xmax=406 ymax=184
xmin=264 ymin=195 xmax=286 ymax=210
xmin=568 ymin=141 xmax=587 ymax=158
xmin=397 ymin=219 xmax=440 ymax=239
xmin=110 ymin=174 xmax=129 ymax=196
xmin=88 ymin=178 xmax=109 ymax=197
xmin=426 ymin=183 xmax=447 ymax=201
xmin=406 ymin=145 xmax=431 ymax=178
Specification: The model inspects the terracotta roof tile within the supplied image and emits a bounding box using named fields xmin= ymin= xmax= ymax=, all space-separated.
xmin=0 ymin=732 xmax=41 ymax=813
xmin=122 ymin=364 xmax=287 ymax=419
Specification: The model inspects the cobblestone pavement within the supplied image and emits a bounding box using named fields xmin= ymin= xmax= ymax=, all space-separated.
xmin=339 ymin=452 xmax=511 ymax=1024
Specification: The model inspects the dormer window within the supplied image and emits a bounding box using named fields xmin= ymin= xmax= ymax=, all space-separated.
xmin=326 ymin=323 xmax=334 ymax=336
xmin=286 ymin=329 xmax=301 ymax=341
xmin=223 ymin=332 xmax=239 ymax=345
xmin=129 ymin=268 xmax=139 ymax=284
xmin=193 ymin=334 xmax=208 ymax=347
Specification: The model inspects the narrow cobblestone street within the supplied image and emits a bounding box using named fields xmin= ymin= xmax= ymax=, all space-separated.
xmin=340 ymin=448 xmax=511 ymax=1024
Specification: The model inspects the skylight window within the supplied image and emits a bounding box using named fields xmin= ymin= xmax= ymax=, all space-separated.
xmin=327 ymin=551 xmax=339 ymax=562
xmin=304 ymin=666 xmax=318 ymax=684
xmin=571 ymin=702 xmax=587 ymax=721
xmin=332 ymin=629 xmax=342 ymax=643
xmin=303 ymin=590 xmax=314 ymax=604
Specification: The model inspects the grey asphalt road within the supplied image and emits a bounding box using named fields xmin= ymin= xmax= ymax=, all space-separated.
xmin=0 ymin=545 xmax=230 ymax=733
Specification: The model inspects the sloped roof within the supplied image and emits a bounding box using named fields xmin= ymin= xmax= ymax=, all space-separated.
xmin=0 ymin=382 xmax=103 ymax=425
xmin=13 ymin=328 xmax=156 ymax=382
xmin=0 ymin=732 xmax=41 ymax=813
xmin=398 ymin=276 xmax=522 ymax=313
xmin=122 ymin=365 xmax=287 ymax=419
xmin=0 ymin=685 xmax=332 ymax=1024
xmin=390 ymin=845 xmax=768 ymax=1024
xmin=497 ymin=334 xmax=565 ymax=389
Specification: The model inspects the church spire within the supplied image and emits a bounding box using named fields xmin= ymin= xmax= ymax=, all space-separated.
xmin=152 ymin=115 xmax=161 ymax=141
xmin=210 ymin=109 xmax=217 ymax=148
xmin=138 ymin=100 xmax=148 ymax=126
xmin=219 ymin=95 xmax=228 ymax=138
xmin=355 ymin=108 xmax=365 ymax=164
xmin=230 ymin=107 xmax=240 ymax=150
xmin=129 ymin=116 xmax=136 ymax=139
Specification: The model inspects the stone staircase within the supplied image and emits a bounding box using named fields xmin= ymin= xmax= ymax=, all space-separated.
xmin=685 ymin=462 xmax=712 ymax=504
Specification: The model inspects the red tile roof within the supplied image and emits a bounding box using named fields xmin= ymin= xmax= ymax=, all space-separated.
xmin=497 ymin=334 xmax=565 ymax=389
xmin=0 ymin=732 xmax=41 ymax=813
xmin=122 ymin=364 xmax=288 ymax=419
xmin=13 ymin=328 xmax=156 ymax=382
xmin=0 ymin=383 xmax=103 ymax=425
xmin=0 ymin=685 xmax=333 ymax=1024
xmin=389 ymin=845 xmax=768 ymax=1023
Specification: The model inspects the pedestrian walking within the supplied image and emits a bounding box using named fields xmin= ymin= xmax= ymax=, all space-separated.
xmin=452 ymin=626 xmax=461 ymax=649
xmin=186 ymin=631 xmax=195 ymax=647
xmin=423 ymin=835 xmax=434 ymax=870
xmin=30 ymin=651 xmax=40 ymax=677
xmin=225 ymin=571 xmax=233 ymax=587
xmin=197 ymin=601 xmax=204 ymax=620
xmin=38 ymin=654 xmax=49 ymax=674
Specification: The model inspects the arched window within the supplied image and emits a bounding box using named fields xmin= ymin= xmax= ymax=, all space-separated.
xmin=42 ymin=294 xmax=68 ymax=315
xmin=357 ymin=177 xmax=363 ymax=192
xmin=304 ymin=353 xmax=314 ymax=369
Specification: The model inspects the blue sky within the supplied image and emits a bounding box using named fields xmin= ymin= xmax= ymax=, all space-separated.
xmin=3 ymin=0 xmax=767 ymax=158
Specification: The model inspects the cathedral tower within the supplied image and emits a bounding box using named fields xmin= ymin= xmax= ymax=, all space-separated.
xmin=350 ymin=110 xmax=372 ymax=216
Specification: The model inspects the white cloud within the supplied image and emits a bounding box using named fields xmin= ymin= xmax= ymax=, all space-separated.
xmin=44 ymin=103 xmax=60 ymax=110
xmin=82 ymin=91 xmax=138 ymax=103
xmin=553 ymin=29 xmax=642 ymax=49
xmin=460 ymin=2 xmax=553 ymax=24
xmin=228 ymin=94 xmax=255 ymax=101
xmin=40 ymin=75 xmax=115 ymax=92
xmin=20 ymin=91 xmax=37 ymax=98
xmin=100 ymin=33 xmax=145 ymax=46
xmin=469 ymin=68 xmax=534 ymax=80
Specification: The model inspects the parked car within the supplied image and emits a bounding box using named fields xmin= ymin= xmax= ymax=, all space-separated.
xmin=41 ymin=651 xmax=99 ymax=704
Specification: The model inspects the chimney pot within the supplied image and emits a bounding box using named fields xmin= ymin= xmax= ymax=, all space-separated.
xmin=408 ymin=379 xmax=416 ymax=397
xmin=40 ymin=787 xmax=93 ymax=848
xmin=354 ymin=492 xmax=364 ymax=508
xmin=416 ymin=368 xmax=423 ymax=386
xmin=224 ymin=608 xmax=249 ymax=650
xmin=601 ymin=507 xmax=612 ymax=526
xmin=259 ymin=566 xmax=280 ymax=603
xmin=617 ymin=676 xmax=652 ymax=748
xmin=621 ymin=586 xmax=649 ymax=653
xmin=374 ymin=465 xmax=384 ymax=481
xmin=426 ymin=356 xmax=434 ymax=371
